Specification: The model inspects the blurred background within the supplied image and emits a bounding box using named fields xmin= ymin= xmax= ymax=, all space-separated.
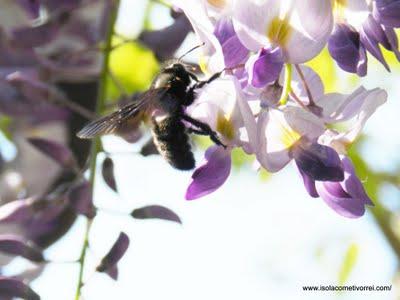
xmin=0 ymin=0 xmax=399 ymax=299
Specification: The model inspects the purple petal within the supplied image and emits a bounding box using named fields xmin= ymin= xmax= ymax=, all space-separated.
xmin=96 ymin=232 xmax=130 ymax=277
xmin=248 ymin=47 xmax=284 ymax=88
xmin=27 ymin=138 xmax=76 ymax=168
xmin=382 ymin=25 xmax=400 ymax=61
xmin=0 ymin=77 xmax=68 ymax=123
xmin=102 ymin=157 xmax=118 ymax=193
xmin=185 ymin=146 xmax=232 ymax=200
xmin=11 ymin=21 xmax=60 ymax=48
xmin=0 ymin=198 xmax=36 ymax=224
xmin=357 ymin=44 xmax=368 ymax=76
xmin=214 ymin=18 xmax=236 ymax=45
xmin=131 ymin=205 xmax=181 ymax=224
xmin=292 ymin=139 xmax=344 ymax=182
xmin=222 ymin=35 xmax=249 ymax=68
xmin=6 ymin=71 xmax=57 ymax=103
xmin=23 ymin=206 xmax=76 ymax=248
xmin=214 ymin=18 xmax=249 ymax=68
xmin=42 ymin=0 xmax=82 ymax=12
xmin=373 ymin=0 xmax=400 ymax=28
xmin=3 ymin=71 xmax=70 ymax=122
xmin=106 ymin=265 xmax=119 ymax=280
xmin=328 ymin=23 xmax=367 ymax=76
xmin=363 ymin=15 xmax=392 ymax=50
xmin=0 ymin=277 xmax=40 ymax=300
xmin=67 ymin=180 xmax=95 ymax=219
xmin=316 ymin=181 xmax=367 ymax=218
xmin=360 ymin=14 xmax=390 ymax=71
xmin=296 ymin=165 xmax=319 ymax=198
xmin=0 ymin=235 xmax=44 ymax=262
xmin=0 ymin=28 xmax=38 ymax=66
xmin=315 ymin=156 xmax=372 ymax=218
xmin=17 ymin=0 xmax=41 ymax=19
xmin=340 ymin=156 xmax=374 ymax=206
xmin=139 ymin=14 xmax=192 ymax=61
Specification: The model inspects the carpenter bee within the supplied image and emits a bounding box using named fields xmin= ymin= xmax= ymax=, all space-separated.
xmin=77 ymin=46 xmax=226 ymax=170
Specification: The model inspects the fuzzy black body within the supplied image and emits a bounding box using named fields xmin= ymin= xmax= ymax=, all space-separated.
xmin=152 ymin=115 xmax=195 ymax=170
xmin=150 ymin=64 xmax=196 ymax=170
xmin=77 ymin=63 xmax=224 ymax=170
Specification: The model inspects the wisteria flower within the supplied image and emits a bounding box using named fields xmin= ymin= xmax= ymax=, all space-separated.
xmin=185 ymin=75 xmax=256 ymax=199
xmin=289 ymin=66 xmax=387 ymax=217
xmin=299 ymin=155 xmax=374 ymax=218
xmin=329 ymin=0 xmax=400 ymax=75
xmin=173 ymin=0 xmax=249 ymax=73
xmin=233 ymin=0 xmax=333 ymax=87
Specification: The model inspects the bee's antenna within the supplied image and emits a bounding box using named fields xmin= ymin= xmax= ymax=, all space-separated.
xmin=178 ymin=42 xmax=206 ymax=62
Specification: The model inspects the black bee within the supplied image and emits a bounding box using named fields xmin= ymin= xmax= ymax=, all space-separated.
xmin=77 ymin=51 xmax=226 ymax=170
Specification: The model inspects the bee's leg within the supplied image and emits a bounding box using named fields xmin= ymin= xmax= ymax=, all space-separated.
xmin=181 ymin=114 xmax=226 ymax=148
xmin=188 ymin=72 xmax=199 ymax=82
xmin=194 ymin=71 xmax=223 ymax=89
xmin=184 ymin=71 xmax=223 ymax=105
xmin=187 ymin=127 xmax=208 ymax=136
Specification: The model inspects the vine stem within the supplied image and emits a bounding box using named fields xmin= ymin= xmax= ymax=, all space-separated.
xmin=73 ymin=1 xmax=120 ymax=299
xmin=279 ymin=63 xmax=292 ymax=106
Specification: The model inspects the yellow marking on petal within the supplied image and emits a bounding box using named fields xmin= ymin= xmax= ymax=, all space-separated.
xmin=207 ymin=0 xmax=226 ymax=9
xmin=267 ymin=17 xmax=292 ymax=47
xmin=281 ymin=127 xmax=301 ymax=148
xmin=334 ymin=0 xmax=347 ymax=21
xmin=335 ymin=0 xmax=347 ymax=7
xmin=199 ymin=54 xmax=210 ymax=75
xmin=276 ymin=118 xmax=301 ymax=148
xmin=217 ymin=111 xmax=235 ymax=141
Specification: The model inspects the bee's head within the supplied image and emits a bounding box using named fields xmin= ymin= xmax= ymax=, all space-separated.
xmin=153 ymin=62 xmax=192 ymax=93
xmin=160 ymin=62 xmax=191 ymax=83
xmin=163 ymin=62 xmax=188 ymax=75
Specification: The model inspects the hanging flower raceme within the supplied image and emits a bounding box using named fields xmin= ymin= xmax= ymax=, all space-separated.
xmin=289 ymin=66 xmax=387 ymax=217
xmin=171 ymin=0 xmax=389 ymax=219
xmin=328 ymin=0 xmax=400 ymax=75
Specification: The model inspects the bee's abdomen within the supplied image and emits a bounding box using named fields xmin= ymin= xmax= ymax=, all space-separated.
xmin=152 ymin=117 xmax=195 ymax=170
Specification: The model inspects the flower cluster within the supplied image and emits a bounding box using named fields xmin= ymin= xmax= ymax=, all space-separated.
xmin=173 ymin=0 xmax=393 ymax=218
xmin=329 ymin=0 xmax=400 ymax=75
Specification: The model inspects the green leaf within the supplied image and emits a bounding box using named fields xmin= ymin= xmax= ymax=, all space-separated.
xmin=338 ymin=243 xmax=359 ymax=285
xmin=106 ymin=38 xmax=159 ymax=100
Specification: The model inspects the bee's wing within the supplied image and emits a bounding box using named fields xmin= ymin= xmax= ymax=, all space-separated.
xmin=77 ymin=88 xmax=165 ymax=139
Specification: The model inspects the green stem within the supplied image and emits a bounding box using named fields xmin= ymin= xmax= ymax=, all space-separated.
xmin=73 ymin=1 xmax=120 ymax=299
xmin=279 ymin=64 xmax=292 ymax=106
